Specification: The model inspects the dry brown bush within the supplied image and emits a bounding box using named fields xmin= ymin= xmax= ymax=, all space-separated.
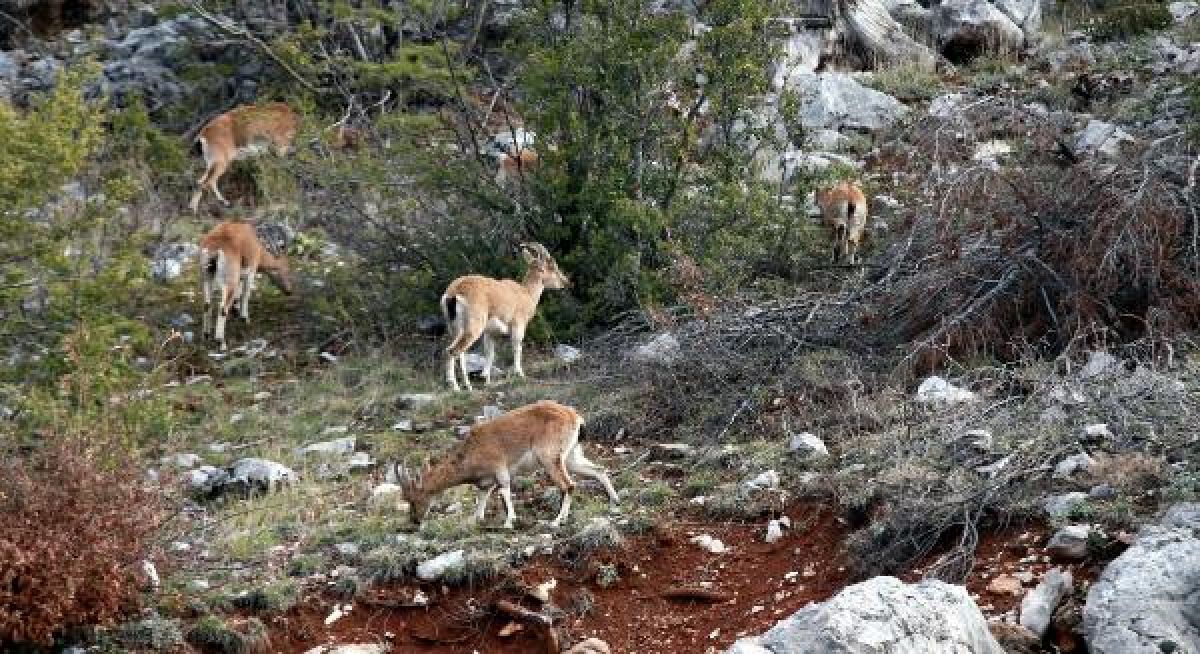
xmin=1088 ymin=452 xmax=1168 ymax=495
xmin=871 ymin=97 xmax=1200 ymax=372
xmin=0 ymin=438 xmax=163 ymax=645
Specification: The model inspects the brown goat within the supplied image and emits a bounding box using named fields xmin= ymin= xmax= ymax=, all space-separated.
xmin=397 ymin=400 xmax=619 ymax=529
xmin=198 ymin=221 xmax=293 ymax=350
xmin=440 ymin=243 xmax=569 ymax=391
xmin=189 ymin=103 xmax=298 ymax=213
xmin=816 ymin=181 xmax=869 ymax=265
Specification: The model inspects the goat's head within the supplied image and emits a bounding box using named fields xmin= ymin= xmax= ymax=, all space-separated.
xmin=520 ymin=242 xmax=570 ymax=289
xmin=396 ymin=462 xmax=433 ymax=526
xmin=268 ymin=257 xmax=295 ymax=296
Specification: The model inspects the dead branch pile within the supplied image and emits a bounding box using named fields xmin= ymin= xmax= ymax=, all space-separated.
xmin=870 ymin=96 xmax=1200 ymax=373
xmin=584 ymin=290 xmax=877 ymax=445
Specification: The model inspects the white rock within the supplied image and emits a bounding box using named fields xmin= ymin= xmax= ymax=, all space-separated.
xmin=1046 ymin=525 xmax=1092 ymax=560
xmin=691 ymin=534 xmax=729 ymax=554
xmin=185 ymin=465 xmax=228 ymax=495
xmin=929 ymin=93 xmax=970 ymax=118
xmin=417 ymin=549 xmax=466 ymax=581
xmin=1169 ymin=1 xmax=1199 ymax=21
xmin=743 ymin=469 xmax=781 ymax=491
xmin=631 ymin=332 xmax=681 ymax=365
xmin=170 ymin=452 xmax=201 ymax=468
xmin=1083 ymin=423 xmax=1114 ymax=440
xmin=916 ymin=376 xmax=977 ymax=404
xmin=397 ymin=393 xmax=439 ymax=410
xmin=1072 ymin=122 xmax=1137 ymax=160
xmin=727 ymin=576 xmax=1004 ymax=653
xmin=228 ymin=458 xmax=298 ymax=492
xmin=392 ymin=419 xmax=413 ymax=431
xmin=787 ymin=72 xmax=908 ymax=132
xmin=141 ymin=560 xmax=160 ymax=589
xmin=1020 ymin=568 xmax=1073 ymax=638
xmin=788 ymin=432 xmax=830 ymax=459
xmin=765 ymin=520 xmax=785 ymax=544
xmin=1084 ymin=504 xmax=1200 ymax=653
xmin=297 ymin=435 xmax=356 ymax=456
xmin=1054 ymin=452 xmax=1096 ymax=479
xmin=303 ymin=646 xmax=388 ymax=654
xmin=554 ymin=344 xmax=582 ymax=363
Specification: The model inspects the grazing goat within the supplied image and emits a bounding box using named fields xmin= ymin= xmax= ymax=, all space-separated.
xmin=198 ymin=221 xmax=293 ymax=351
xmin=396 ymin=400 xmax=619 ymax=529
xmin=189 ymin=103 xmax=298 ymax=213
xmin=816 ymin=181 xmax=869 ymax=265
xmin=494 ymin=148 xmax=540 ymax=186
xmin=441 ymin=242 xmax=569 ymax=391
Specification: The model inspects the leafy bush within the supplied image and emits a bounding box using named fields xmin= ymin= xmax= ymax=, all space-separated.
xmin=0 ymin=439 xmax=163 ymax=645
xmin=1088 ymin=1 xmax=1172 ymax=39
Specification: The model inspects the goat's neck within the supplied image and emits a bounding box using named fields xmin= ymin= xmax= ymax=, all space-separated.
xmin=521 ymin=271 xmax=545 ymax=307
xmin=257 ymin=246 xmax=285 ymax=272
xmin=418 ymin=455 xmax=474 ymax=500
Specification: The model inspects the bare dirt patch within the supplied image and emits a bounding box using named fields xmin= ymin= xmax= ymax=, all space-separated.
xmin=265 ymin=502 xmax=848 ymax=653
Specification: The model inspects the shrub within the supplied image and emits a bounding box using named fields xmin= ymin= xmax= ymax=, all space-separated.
xmin=0 ymin=439 xmax=163 ymax=645
xmin=1088 ymin=2 xmax=1172 ymax=40
xmin=186 ymin=616 xmax=269 ymax=654
xmin=876 ymin=96 xmax=1200 ymax=372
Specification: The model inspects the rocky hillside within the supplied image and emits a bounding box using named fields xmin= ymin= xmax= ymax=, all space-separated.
xmin=0 ymin=0 xmax=1199 ymax=653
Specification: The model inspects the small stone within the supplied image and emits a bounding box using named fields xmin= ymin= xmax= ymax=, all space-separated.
xmin=788 ymin=432 xmax=830 ymax=459
xmin=417 ymin=550 xmax=466 ymax=581
xmin=742 ymin=470 xmax=781 ymax=491
xmin=554 ymin=344 xmax=582 ymax=363
xmin=650 ymin=443 xmax=694 ymax=461
xmin=1046 ymin=525 xmax=1092 ymax=560
xmin=987 ymin=574 xmax=1023 ymax=596
xmin=1054 ymin=452 xmax=1096 ymax=479
xmin=690 ymin=534 xmax=729 ymax=554
xmin=765 ymin=520 xmax=784 ymax=544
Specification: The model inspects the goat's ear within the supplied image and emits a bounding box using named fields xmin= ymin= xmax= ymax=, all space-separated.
xmin=519 ymin=243 xmax=539 ymax=263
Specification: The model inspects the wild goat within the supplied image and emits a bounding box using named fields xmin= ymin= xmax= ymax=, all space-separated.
xmin=396 ymin=400 xmax=619 ymax=529
xmin=189 ymin=103 xmax=298 ymax=213
xmin=494 ymin=148 xmax=539 ymax=186
xmin=816 ymin=181 xmax=869 ymax=265
xmin=440 ymin=242 xmax=569 ymax=391
xmin=198 ymin=221 xmax=293 ymax=351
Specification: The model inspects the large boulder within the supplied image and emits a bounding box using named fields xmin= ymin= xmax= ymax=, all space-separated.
xmin=1083 ymin=503 xmax=1200 ymax=653
xmin=786 ymin=72 xmax=908 ymax=133
xmin=727 ymin=576 xmax=1005 ymax=654
xmin=151 ymin=242 xmax=200 ymax=282
xmin=934 ymin=0 xmax=1040 ymax=61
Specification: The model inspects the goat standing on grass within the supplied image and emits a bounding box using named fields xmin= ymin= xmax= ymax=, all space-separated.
xmin=198 ymin=221 xmax=293 ymax=351
xmin=189 ymin=102 xmax=298 ymax=213
xmin=397 ymin=400 xmax=619 ymax=529
xmin=441 ymin=243 xmax=569 ymax=391
xmin=816 ymin=181 xmax=869 ymax=265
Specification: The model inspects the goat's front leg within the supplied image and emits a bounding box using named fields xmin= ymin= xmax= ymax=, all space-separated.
xmin=497 ymin=473 xmax=516 ymax=529
xmin=510 ymin=326 xmax=527 ymax=378
xmin=239 ymin=268 xmax=256 ymax=323
xmin=473 ymin=484 xmax=496 ymax=524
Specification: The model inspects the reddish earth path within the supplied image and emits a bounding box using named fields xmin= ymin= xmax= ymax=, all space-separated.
xmin=267 ymin=503 xmax=849 ymax=653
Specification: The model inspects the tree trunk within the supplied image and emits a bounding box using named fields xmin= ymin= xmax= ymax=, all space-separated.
xmin=832 ymin=0 xmax=937 ymax=69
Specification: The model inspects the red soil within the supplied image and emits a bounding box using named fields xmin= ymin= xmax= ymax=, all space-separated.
xmin=266 ymin=502 xmax=849 ymax=654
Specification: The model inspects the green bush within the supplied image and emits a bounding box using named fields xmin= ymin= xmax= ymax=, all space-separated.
xmin=1088 ymin=1 xmax=1172 ymax=39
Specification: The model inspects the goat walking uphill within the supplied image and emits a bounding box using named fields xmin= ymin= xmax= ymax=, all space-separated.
xmin=189 ymin=102 xmax=298 ymax=213
xmin=441 ymin=243 xmax=569 ymax=391
xmin=397 ymin=400 xmax=619 ymax=529
xmin=198 ymin=221 xmax=293 ymax=351
xmin=816 ymin=181 xmax=869 ymax=265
